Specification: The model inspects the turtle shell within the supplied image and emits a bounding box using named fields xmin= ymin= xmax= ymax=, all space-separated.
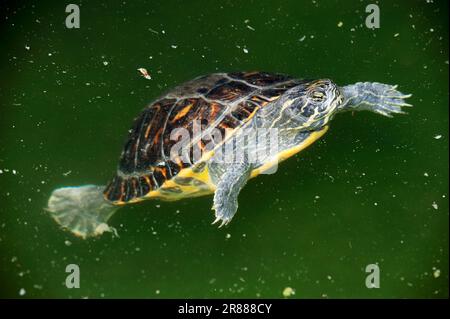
xmin=104 ymin=72 xmax=302 ymax=204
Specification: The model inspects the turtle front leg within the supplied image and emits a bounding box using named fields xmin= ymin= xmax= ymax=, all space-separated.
xmin=339 ymin=82 xmax=412 ymax=117
xmin=210 ymin=162 xmax=253 ymax=228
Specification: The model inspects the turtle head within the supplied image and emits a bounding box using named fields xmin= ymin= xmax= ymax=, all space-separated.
xmin=283 ymin=79 xmax=343 ymax=130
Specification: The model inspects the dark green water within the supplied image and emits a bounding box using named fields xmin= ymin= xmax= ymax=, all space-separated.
xmin=0 ymin=0 xmax=448 ymax=298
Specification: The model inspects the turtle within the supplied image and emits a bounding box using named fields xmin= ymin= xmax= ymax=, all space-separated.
xmin=47 ymin=71 xmax=411 ymax=238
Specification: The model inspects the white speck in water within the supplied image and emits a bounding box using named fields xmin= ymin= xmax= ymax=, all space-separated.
xmin=433 ymin=269 xmax=441 ymax=278
xmin=243 ymin=48 xmax=249 ymax=54
xmin=137 ymin=68 xmax=151 ymax=80
xmin=299 ymin=35 xmax=306 ymax=42
xmin=171 ymin=44 xmax=178 ymax=49
xmin=103 ymin=61 xmax=109 ymax=66
xmin=155 ymin=204 xmax=160 ymax=208
xmin=25 ymin=45 xmax=30 ymax=50
xmin=12 ymin=170 xmax=17 ymax=175
xmin=434 ymin=135 xmax=442 ymax=140
xmin=225 ymin=233 xmax=231 ymax=239
xmin=394 ymin=33 xmax=400 ymax=37
xmin=64 ymin=240 xmax=72 ymax=246
xmin=155 ymin=289 xmax=160 ymax=294
xmin=424 ymin=172 xmax=429 ymax=177
xmin=432 ymin=202 xmax=438 ymax=210
xmin=337 ymin=21 xmax=343 ymax=27
xmin=63 ymin=170 xmax=72 ymax=176
xmin=19 ymin=288 xmax=26 ymax=296
xmin=282 ymin=287 xmax=295 ymax=297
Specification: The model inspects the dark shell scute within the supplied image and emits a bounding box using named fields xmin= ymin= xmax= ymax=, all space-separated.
xmin=229 ymin=71 xmax=292 ymax=86
xmin=206 ymin=81 xmax=253 ymax=102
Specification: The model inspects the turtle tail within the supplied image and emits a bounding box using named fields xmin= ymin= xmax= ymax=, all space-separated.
xmin=46 ymin=185 xmax=119 ymax=239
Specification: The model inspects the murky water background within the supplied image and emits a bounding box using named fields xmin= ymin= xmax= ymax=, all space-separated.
xmin=0 ymin=0 xmax=448 ymax=298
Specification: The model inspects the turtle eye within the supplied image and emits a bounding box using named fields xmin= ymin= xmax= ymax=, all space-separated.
xmin=311 ymin=91 xmax=325 ymax=102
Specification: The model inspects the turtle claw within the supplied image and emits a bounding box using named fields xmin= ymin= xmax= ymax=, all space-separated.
xmin=218 ymin=220 xmax=227 ymax=228
xmin=211 ymin=216 xmax=221 ymax=225
xmin=211 ymin=214 xmax=231 ymax=228
xmin=373 ymin=84 xmax=412 ymax=117
xmin=211 ymin=202 xmax=235 ymax=228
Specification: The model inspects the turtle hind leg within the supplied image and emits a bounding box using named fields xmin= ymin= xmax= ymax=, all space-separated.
xmin=211 ymin=162 xmax=252 ymax=227
xmin=46 ymin=185 xmax=119 ymax=239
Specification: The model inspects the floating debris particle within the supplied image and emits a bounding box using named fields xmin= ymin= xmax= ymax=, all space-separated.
xmin=423 ymin=172 xmax=429 ymax=177
xmin=337 ymin=21 xmax=343 ymax=27
xmin=103 ymin=61 xmax=109 ymax=66
xmin=433 ymin=269 xmax=441 ymax=278
xmin=137 ymin=68 xmax=151 ymax=80
xmin=25 ymin=45 xmax=30 ymax=50
xmin=394 ymin=33 xmax=400 ymax=37
xmin=432 ymin=202 xmax=438 ymax=210
xmin=434 ymin=135 xmax=442 ymax=140
xmin=282 ymin=287 xmax=295 ymax=298
xmin=64 ymin=240 xmax=72 ymax=246
xmin=243 ymin=48 xmax=249 ymax=54
xmin=19 ymin=288 xmax=26 ymax=296
xmin=299 ymin=35 xmax=306 ymax=42
xmin=225 ymin=233 xmax=231 ymax=239
xmin=62 ymin=170 xmax=72 ymax=176
xmin=171 ymin=44 xmax=178 ymax=49
xmin=246 ymin=25 xmax=255 ymax=31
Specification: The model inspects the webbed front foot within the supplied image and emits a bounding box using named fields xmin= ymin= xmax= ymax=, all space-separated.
xmin=369 ymin=83 xmax=412 ymax=117
xmin=341 ymin=82 xmax=412 ymax=117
